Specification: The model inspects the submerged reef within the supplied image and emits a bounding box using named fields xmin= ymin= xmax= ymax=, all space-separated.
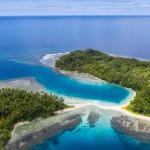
xmin=87 ymin=111 xmax=100 ymax=127
xmin=111 ymin=115 xmax=150 ymax=143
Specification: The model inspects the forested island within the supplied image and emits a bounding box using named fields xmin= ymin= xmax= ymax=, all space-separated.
xmin=0 ymin=88 xmax=67 ymax=149
xmin=56 ymin=49 xmax=150 ymax=116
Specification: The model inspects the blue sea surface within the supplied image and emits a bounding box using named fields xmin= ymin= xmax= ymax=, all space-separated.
xmin=0 ymin=16 xmax=150 ymax=64
xmin=0 ymin=16 xmax=150 ymax=150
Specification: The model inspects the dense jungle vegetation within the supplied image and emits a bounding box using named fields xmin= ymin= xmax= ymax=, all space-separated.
xmin=56 ymin=49 xmax=150 ymax=116
xmin=0 ymin=88 xmax=67 ymax=149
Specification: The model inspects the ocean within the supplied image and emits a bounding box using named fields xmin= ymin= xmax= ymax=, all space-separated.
xmin=0 ymin=16 xmax=150 ymax=64
xmin=0 ymin=16 xmax=150 ymax=150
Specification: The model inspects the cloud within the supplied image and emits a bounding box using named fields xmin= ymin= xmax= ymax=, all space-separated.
xmin=0 ymin=0 xmax=150 ymax=16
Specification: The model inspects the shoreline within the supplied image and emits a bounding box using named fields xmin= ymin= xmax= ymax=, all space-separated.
xmin=55 ymin=68 xmax=106 ymax=84
xmin=1 ymin=52 xmax=146 ymax=121
xmin=43 ymin=52 xmax=149 ymax=121
xmin=40 ymin=52 xmax=136 ymax=106
xmin=1 ymin=77 xmax=150 ymax=149
xmin=0 ymin=76 xmax=135 ymax=107
xmin=6 ymin=106 xmax=84 ymax=150
xmin=1 ymin=52 xmax=150 ymax=149
xmin=40 ymin=52 xmax=106 ymax=84
xmin=0 ymin=77 xmax=148 ymax=123
xmin=108 ymin=52 xmax=150 ymax=62
xmin=7 ymin=103 xmax=150 ymax=150
xmin=2 ymin=77 xmax=149 ymax=136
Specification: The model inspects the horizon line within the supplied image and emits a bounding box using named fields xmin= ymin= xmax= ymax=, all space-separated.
xmin=0 ymin=15 xmax=150 ymax=17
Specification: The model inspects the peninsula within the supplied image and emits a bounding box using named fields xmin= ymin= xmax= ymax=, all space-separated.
xmin=56 ymin=49 xmax=150 ymax=116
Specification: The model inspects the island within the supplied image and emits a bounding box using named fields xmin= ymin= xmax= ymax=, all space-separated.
xmin=55 ymin=49 xmax=150 ymax=116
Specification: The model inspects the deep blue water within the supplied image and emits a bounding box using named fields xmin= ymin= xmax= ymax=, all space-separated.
xmin=0 ymin=16 xmax=150 ymax=65
xmin=0 ymin=16 xmax=150 ymax=150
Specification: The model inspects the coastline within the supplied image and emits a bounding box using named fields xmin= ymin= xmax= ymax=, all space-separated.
xmin=6 ymin=106 xmax=84 ymax=150
xmin=7 ymin=102 xmax=150 ymax=150
xmin=2 ymin=77 xmax=150 ymax=149
xmin=109 ymin=52 xmax=150 ymax=62
xmin=1 ymin=52 xmax=150 ymax=149
xmin=0 ymin=77 xmax=143 ymax=121
xmin=55 ymin=69 xmax=106 ymax=84
xmin=40 ymin=52 xmax=106 ymax=84
xmin=0 ymin=52 xmax=146 ymax=121
xmin=40 ymin=52 xmax=136 ymax=105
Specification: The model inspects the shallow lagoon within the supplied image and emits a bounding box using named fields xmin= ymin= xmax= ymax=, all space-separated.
xmin=29 ymin=109 xmax=150 ymax=150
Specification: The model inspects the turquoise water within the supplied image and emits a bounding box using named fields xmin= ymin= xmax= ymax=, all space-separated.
xmin=0 ymin=59 xmax=130 ymax=103
xmin=29 ymin=110 xmax=150 ymax=150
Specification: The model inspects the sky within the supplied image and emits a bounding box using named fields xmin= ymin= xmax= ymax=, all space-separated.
xmin=0 ymin=0 xmax=150 ymax=16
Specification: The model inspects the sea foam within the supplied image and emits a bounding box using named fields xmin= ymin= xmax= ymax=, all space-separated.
xmin=40 ymin=52 xmax=69 ymax=67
